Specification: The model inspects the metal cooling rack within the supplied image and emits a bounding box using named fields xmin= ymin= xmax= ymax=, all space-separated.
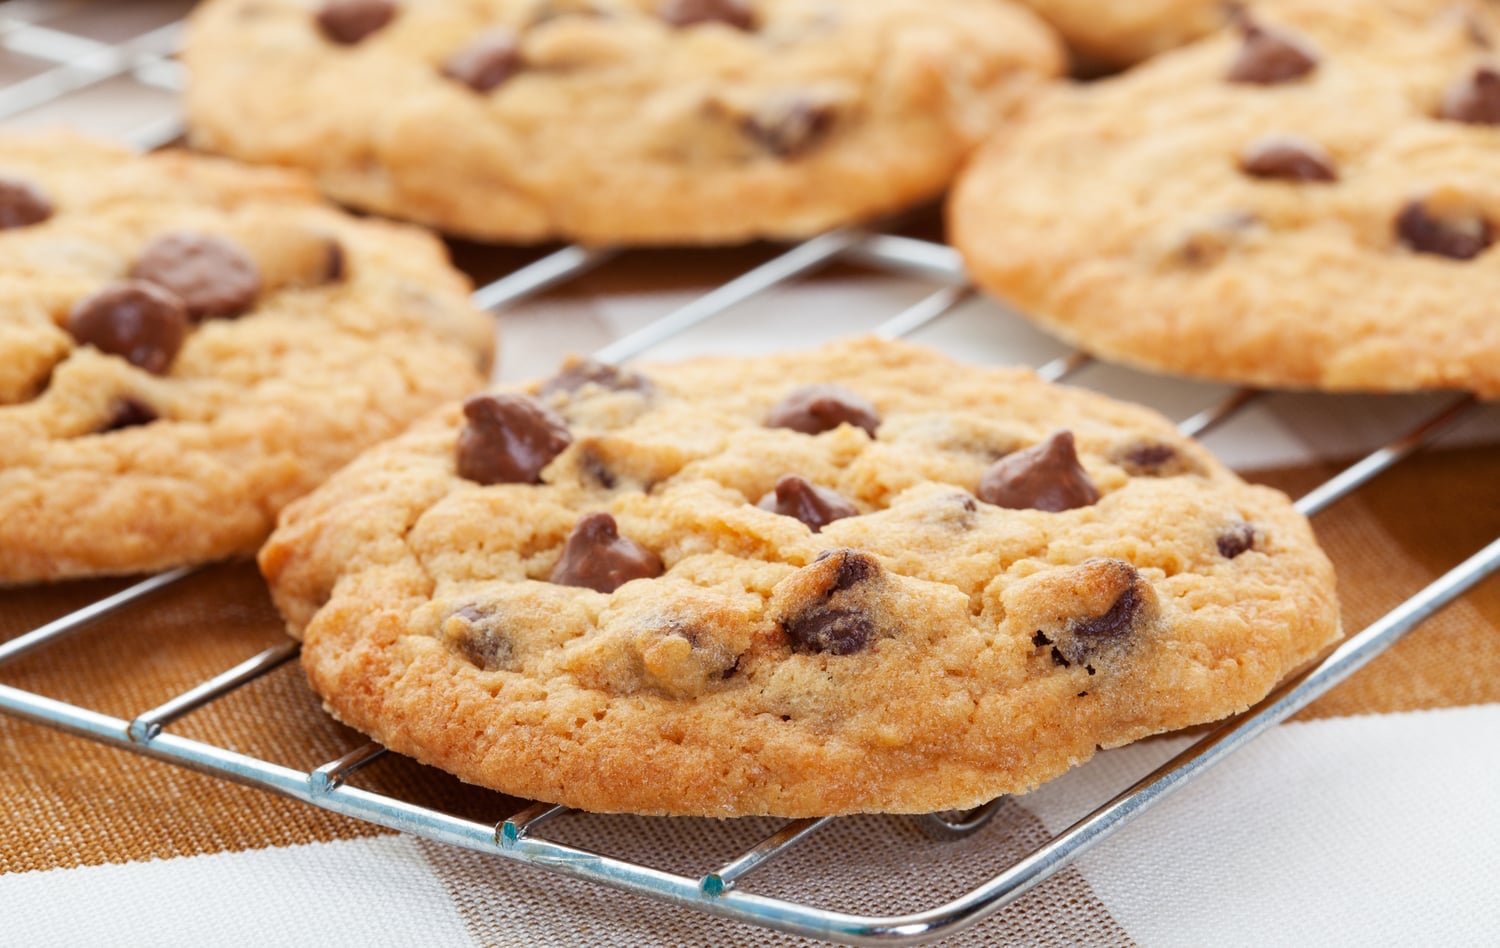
xmin=2 ymin=5 xmax=1498 ymax=944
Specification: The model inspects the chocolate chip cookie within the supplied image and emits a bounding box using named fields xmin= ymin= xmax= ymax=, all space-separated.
xmin=183 ymin=0 xmax=1063 ymax=244
xmin=0 ymin=133 xmax=494 ymax=583
xmin=952 ymin=0 xmax=1500 ymax=398
xmin=261 ymin=337 xmax=1338 ymax=817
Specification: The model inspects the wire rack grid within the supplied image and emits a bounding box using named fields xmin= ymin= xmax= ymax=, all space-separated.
xmin=1 ymin=5 xmax=1498 ymax=944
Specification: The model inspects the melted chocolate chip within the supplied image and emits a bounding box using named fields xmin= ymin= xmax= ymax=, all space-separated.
xmin=784 ymin=608 xmax=871 ymax=656
xmin=1217 ymin=522 xmax=1257 ymax=559
xmin=816 ymin=547 xmax=877 ymax=592
xmin=1071 ymin=584 xmax=1141 ymax=643
xmin=978 ymin=430 xmax=1100 ymax=512
xmin=1239 ymin=134 xmax=1337 ymax=182
xmin=1440 ymin=65 xmax=1500 ymax=125
xmin=765 ymin=384 xmax=879 ymax=437
xmin=539 ymin=358 xmax=654 ymax=399
xmin=131 ymin=232 xmax=261 ymax=320
xmin=1227 ymin=23 xmax=1319 ymax=85
xmin=757 ymin=475 xmax=857 ymax=532
xmin=659 ymin=0 xmax=754 ymax=29
xmin=449 ymin=605 xmax=514 ymax=671
xmin=100 ymin=397 xmax=159 ymax=432
xmin=744 ymin=98 xmax=836 ymax=158
xmin=0 ymin=176 xmax=53 ymax=230
xmin=316 ymin=0 xmax=396 ymax=44
xmin=442 ymin=30 xmax=522 ymax=93
xmin=67 ymin=280 xmax=188 ymax=375
xmin=1396 ymin=199 xmax=1493 ymax=260
xmin=549 ymin=512 xmax=663 ymax=593
xmin=322 ymin=240 xmax=347 ymax=283
xmin=1121 ymin=442 xmax=1177 ymax=474
xmin=456 ymin=392 xmax=573 ymax=485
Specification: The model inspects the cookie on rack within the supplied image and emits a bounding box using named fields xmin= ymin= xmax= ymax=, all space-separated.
xmin=261 ymin=337 xmax=1339 ymax=817
xmin=1015 ymin=0 xmax=1229 ymax=69
xmin=182 ymin=0 xmax=1063 ymax=244
xmin=0 ymin=132 xmax=495 ymax=584
xmin=951 ymin=0 xmax=1500 ymax=398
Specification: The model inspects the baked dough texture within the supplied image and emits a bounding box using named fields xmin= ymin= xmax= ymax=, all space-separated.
xmin=262 ymin=338 xmax=1339 ymax=817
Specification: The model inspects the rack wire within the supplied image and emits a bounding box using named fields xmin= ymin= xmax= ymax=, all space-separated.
xmin=1 ymin=5 xmax=1497 ymax=944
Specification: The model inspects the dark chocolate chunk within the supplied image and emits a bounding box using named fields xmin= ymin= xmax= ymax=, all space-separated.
xmin=784 ymin=608 xmax=871 ymax=656
xmin=549 ymin=512 xmax=663 ymax=593
xmin=757 ymin=475 xmax=858 ymax=532
xmin=441 ymin=30 xmax=522 ymax=93
xmin=1239 ymin=134 xmax=1337 ymax=182
xmin=131 ymin=232 xmax=261 ymax=320
xmin=66 ymin=280 xmax=188 ymax=375
xmin=1217 ymin=522 xmax=1257 ymax=559
xmin=100 ymin=397 xmax=159 ymax=432
xmin=765 ymin=384 xmax=879 ymax=437
xmin=539 ymin=358 xmax=654 ymax=399
xmin=0 ymin=176 xmax=53 ymax=230
xmin=659 ymin=0 xmax=754 ymax=29
xmin=1439 ymin=65 xmax=1500 ymax=125
xmin=316 ymin=0 xmax=396 ymax=44
xmin=1227 ymin=22 xmax=1319 ymax=85
xmin=744 ymin=98 xmax=836 ymax=158
xmin=978 ymin=430 xmax=1100 ymax=512
xmin=1396 ymin=198 xmax=1493 ymax=260
xmin=456 ymin=392 xmax=573 ymax=485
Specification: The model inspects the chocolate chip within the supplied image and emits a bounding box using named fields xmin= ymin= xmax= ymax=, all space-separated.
xmin=766 ymin=384 xmax=879 ymax=437
xmin=448 ymin=605 xmax=514 ymax=671
xmin=784 ymin=608 xmax=871 ymax=656
xmin=757 ymin=475 xmax=857 ymax=532
xmin=131 ymin=232 xmax=261 ymax=320
xmin=100 ymin=397 xmax=159 ymax=432
xmin=1050 ymin=646 xmax=1070 ymax=668
xmin=978 ymin=430 xmax=1100 ymax=512
xmin=816 ymin=548 xmax=877 ymax=593
xmin=1239 ymin=134 xmax=1337 ymax=182
xmin=1071 ymin=583 xmax=1141 ymax=643
xmin=539 ymin=358 xmax=654 ymax=399
xmin=1031 ymin=630 xmax=1052 ymax=647
xmin=441 ymin=30 xmax=522 ymax=93
xmin=1396 ymin=199 xmax=1493 ymax=260
xmin=1120 ymin=442 xmax=1177 ymax=475
xmin=1440 ymin=66 xmax=1500 ymax=125
xmin=1217 ymin=522 xmax=1257 ymax=559
xmin=0 ymin=176 xmax=53 ymax=230
xmin=456 ymin=392 xmax=573 ymax=485
xmin=316 ymin=0 xmax=396 ymax=44
xmin=659 ymin=0 xmax=754 ymax=30
xmin=1171 ymin=210 xmax=1259 ymax=267
xmin=1227 ymin=23 xmax=1319 ymax=85
xmin=744 ymin=98 xmax=836 ymax=158
xmin=580 ymin=448 xmax=617 ymax=489
xmin=549 ymin=512 xmax=663 ymax=593
xmin=66 ymin=280 xmax=188 ymax=375
xmin=322 ymin=240 xmax=347 ymax=283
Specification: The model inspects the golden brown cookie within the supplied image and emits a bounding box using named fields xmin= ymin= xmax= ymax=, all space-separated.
xmin=951 ymin=0 xmax=1500 ymax=398
xmin=183 ymin=0 xmax=1063 ymax=244
xmin=261 ymin=338 xmax=1339 ymax=817
xmin=0 ymin=133 xmax=494 ymax=583
xmin=1016 ymin=0 xmax=1229 ymax=69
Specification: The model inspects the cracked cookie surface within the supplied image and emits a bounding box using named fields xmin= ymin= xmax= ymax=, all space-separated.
xmin=952 ymin=0 xmax=1500 ymax=398
xmin=184 ymin=0 xmax=1062 ymax=244
xmin=0 ymin=133 xmax=494 ymax=583
xmin=262 ymin=337 xmax=1338 ymax=817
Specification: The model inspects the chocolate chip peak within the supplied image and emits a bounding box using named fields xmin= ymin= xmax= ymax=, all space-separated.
xmin=67 ymin=280 xmax=188 ymax=376
xmin=757 ymin=475 xmax=858 ymax=532
xmin=539 ymin=358 xmax=654 ymax=399
xmin=978 ymin=430 xmax=1100 ymax=512
xmin=0 ymin=176 xmax=53 ymax=230
xmin=442 ymin=30 xmax=522 ymax=93
xmin=456 ymin=392 xmax=573 ymax=485
xmin=316 ymin=0 xmax=396 ymax=45
xmin=1239 ymin=134 xmax=1337 ymax=182
xmin=131 ymin=232 xmax=261 ymax=320
xmin=1397 ymin=198 xmax=1493 ymax=260
xmin=1227 ymin=22 xmax=1319 ymax=85
xmin=765 ymin=384 xmax=879 ymax=437
xmin=1440 ymin=65 xmax=1500 ymax=125
xmin=659 ymin=0 xmax=754 ymax=30
xmin=549 ymin=513 xmax=663 ymax=593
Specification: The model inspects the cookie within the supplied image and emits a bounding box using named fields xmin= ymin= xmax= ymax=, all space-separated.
xmin=260 ymin=337 xmax=1339 ymax=817
xmin=183 ymin=0 xmax=1063 ymax=244
xmin=0 ymin=133 xmax=495 ymax=583
xmin=951 ymin=0 xmax=1500 ymax=398
xmin=1016 ymin=0 xmax=1228 ymax=69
